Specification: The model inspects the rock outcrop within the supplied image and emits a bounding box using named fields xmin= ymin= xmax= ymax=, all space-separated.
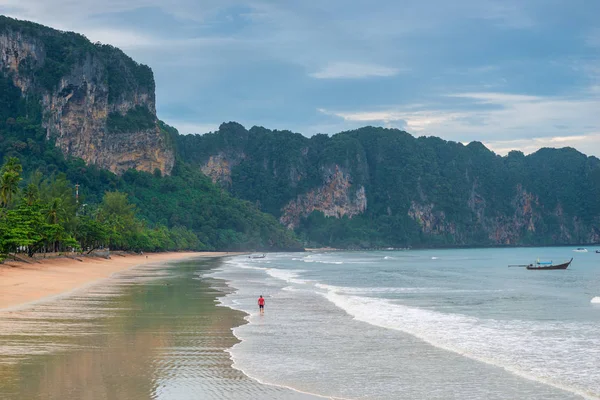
xmin=177 ymin=123 xmax=600 ymax=247
xmin=201 ymin=152 xmax=245 ymax=186
xmin=0 ymin=17 xmax=174 ymax=175
xmin=409 ymin=185 xmax=542 ymax=245
xmin=280 ymin=165 xmax=367 ymax=229
xmin=408 ymin=201 xmax=458 ymax=237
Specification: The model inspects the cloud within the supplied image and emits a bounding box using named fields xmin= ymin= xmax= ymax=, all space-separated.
xmin=447 ymin=92 xmax=541 ymax=103
xmin=585 ymin=28 xmax=600 ymax=48
xmin=83 ymin=28 xmax=240 ymax=50
xmin=2 ymin=0 xmax=599 ymax=157
xmin=318 ymin=108 xmax=465 ymax=132
xmin=484 ymin=133 xmax=600 ymax=156
xmin=309 ymin=62 xmax=401 ymax=79
xmin=83 ymin=29 xmax=158 ymax=49
xmin=319 ymin=88 xmax=600 ymax=156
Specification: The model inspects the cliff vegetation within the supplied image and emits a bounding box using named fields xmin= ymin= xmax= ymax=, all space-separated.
xmin=2 ymin=16 xmax=599 ymax=251
xmin=178 ymin=123 xmax=600 ymax=249
xmin=0 ymin=16 xmax=172 ymax=175
xmin=0 ymin=73 xmax=301 ymax=253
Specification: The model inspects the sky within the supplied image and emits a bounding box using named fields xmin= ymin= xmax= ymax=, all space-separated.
xmin=1 ymin=0 xmax=600 ymax=157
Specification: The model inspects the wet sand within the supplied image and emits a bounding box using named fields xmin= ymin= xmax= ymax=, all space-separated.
xmin=0 ymin=256 xmax=320 ymax=399
xmin=0 ymin=252 xmax=234 ymax=311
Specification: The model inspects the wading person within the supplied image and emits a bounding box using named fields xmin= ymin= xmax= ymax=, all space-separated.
xmin=258 ymin=295 xmax=265 ymax=314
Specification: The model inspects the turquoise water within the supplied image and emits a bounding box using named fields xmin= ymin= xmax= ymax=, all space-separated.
xmin=211 ymin=248 xmax=600 ymax=399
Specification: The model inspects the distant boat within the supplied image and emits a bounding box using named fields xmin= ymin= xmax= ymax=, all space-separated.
xmin=249 ymin=254 xmax=266 ymax=259
xmin=526 ymin=258 xmax=572 ymax=270
xmin=596 ymin=250 xmax=600 ymax=254
xmin=573 ymin=248 xmax=588 ymax=252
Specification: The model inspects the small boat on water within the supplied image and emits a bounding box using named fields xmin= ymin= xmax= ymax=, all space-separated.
xmin=526 ymin=258 xmax=572 ymax=270
xmin=248 ymin=254 xmax=266 ymax=259
xmin=596 ymin=250 xmax=600 ymax=254
xmin=573 ymin=248 xmax=588 ymax=252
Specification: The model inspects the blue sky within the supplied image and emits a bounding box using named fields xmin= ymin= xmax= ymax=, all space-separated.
xmin=2 ymin=0 xmax=600 ymax=157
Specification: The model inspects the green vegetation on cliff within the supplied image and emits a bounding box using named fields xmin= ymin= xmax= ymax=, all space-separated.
xmin=2 ymin=16 xmax=598 ymax=251
xmin=177 ymin=123 xmax=600 ymax=248
xmin=0 ymin=75 xmax=300 ymax=253
xmin=0 ymin=16 xmax=154 ymax=98
xmin=107 ymin=106 xmax=156 ymax=134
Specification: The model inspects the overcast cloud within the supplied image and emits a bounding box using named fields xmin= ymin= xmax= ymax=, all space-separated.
xmin=1 ymin=0 xmax=599 ymax=157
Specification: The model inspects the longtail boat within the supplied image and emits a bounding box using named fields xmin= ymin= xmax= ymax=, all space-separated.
xmin=526 ymin=258 xmax=572 ymax=270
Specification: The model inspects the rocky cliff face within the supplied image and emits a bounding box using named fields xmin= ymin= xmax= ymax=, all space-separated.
xmin=485 ymin=185 xmax=539 ymax=245
xmin=201 ymin=152 xmax=245 ymax=186
xmin=177 ymin=124 xmax=600 ymax=248
xmin=0 ymin=19 xmax=174 ymax=175
xmin=280 ymin=165 xmax=367 ymax=229
xmin=408 ymin=201 xmax=458 ymax=237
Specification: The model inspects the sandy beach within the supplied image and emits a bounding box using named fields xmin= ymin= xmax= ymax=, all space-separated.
xmin=0 ymin=252 xmax=233 ymax=311
xmin=0 ymin=254 xmax=319 ymax=400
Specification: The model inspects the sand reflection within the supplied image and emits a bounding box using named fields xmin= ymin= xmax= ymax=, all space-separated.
xmin=0 ymin=259 xmax=316 ymax=400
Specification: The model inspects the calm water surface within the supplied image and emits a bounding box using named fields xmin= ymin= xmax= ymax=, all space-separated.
xmin=211 ymin=247 xmax=600 ymax=400
xmin=0 ymin=258 xmax=316 ymax=400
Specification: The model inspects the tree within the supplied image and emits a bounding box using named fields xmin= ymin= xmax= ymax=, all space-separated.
xmin=23 ymin=183 xmax=40 ymax=206
xmin=0 ymin=157 xmax=23 ymax=208
xmin=74 ymin=215 xmax=108 ymax=252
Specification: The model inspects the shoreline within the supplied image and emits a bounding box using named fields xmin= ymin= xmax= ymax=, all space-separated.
xmin=0 ymin=251 xmax=241 ymax=312
xmin=205 ymin=263 xmax=326 ymax=400
xmin=209 ymin=263 xmax=329 ymax=400
xmin=0 ymin=253 xmax=320 ymax=399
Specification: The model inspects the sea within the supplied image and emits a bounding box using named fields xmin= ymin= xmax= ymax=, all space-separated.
xmin=209 ymin=247 xmax=600 ymax=400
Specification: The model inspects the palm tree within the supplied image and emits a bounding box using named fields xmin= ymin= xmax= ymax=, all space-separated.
xmin=0 ymin=157 xmax=22 ymax=208
xmin=46 ymin=198 xmax=66 ymax=252
xmin=46 ymin=197 xmax=65 ymax=225
xmin=0 ymin=171 xmax=21 ymax=207
xmin=23 ymin=183 xmax=39 ymax=206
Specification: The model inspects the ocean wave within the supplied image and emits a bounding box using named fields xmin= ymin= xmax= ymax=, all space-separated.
xmin=314 ymin=284 xmax=507 ymax=295
xmin=321 ymin=290 xmax=600 ymax=399
xmin=265 ymin=268 xmax=311 ymax=285
xmin=238 ymin=265 xmax=269 ymax=271
xmin=591 ymin=297 xmax=600 ymax=304
xmin=315 ymin=283 xmax=440 ymax=294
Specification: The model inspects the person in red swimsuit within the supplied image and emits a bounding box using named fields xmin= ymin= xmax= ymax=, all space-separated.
xmin=258 ymin=295 xmax=265 ymax=314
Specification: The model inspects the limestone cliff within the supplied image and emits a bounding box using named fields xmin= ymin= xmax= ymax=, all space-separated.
xmin=0 ymin=17 xmax=174 ymax=175
xmin=280 ymin=165 xmax=367 ymax=229
xmin=408 ymin=202 xmax=458 ymax=237
xmin=176 ymin=124 xmax=600 ymax=248
xmin=409 ymin=184 xmax=544 ymax=245
xmin=486 ymin=185 xmax=539 ymax=245
xmin=201 ymin=152 xmax=245 ymax=186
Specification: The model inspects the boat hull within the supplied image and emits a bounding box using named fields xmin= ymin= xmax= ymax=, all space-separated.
xmin=526 ymin=258 xmax=572 ymax=270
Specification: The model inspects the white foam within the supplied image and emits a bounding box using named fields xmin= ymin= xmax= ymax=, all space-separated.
xmin=215 ymin=253 xmax=600 ymax=399
xmin=315 ymin=283 xmax=440 ymax=294
xmin=265 ymin=268 xmax=310 ymax=285
xmin=591 ymin=297 xmax=600 ymax=304
xmin=222 ymin=259 xmax=269 ymax=272
xmin=322 ymin=290 xmax=600 ymax=399
xmin=239 ymin=265 xmax=269 ymax=271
